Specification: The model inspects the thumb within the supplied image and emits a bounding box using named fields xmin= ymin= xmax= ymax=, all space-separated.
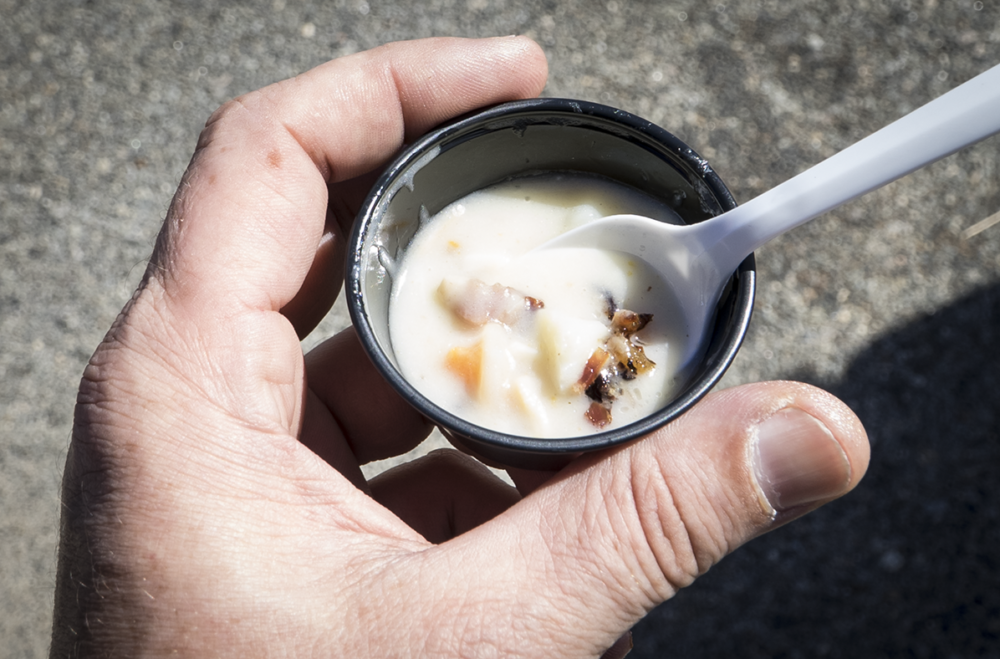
xmin=435 ymin=381 xmax=869 ymax=657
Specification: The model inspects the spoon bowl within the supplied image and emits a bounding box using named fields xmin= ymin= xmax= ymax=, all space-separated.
xmin=541 ymin=62 xmax=1000 ymax=366
xmin=539 ymin=213 xmax=741 ymax=368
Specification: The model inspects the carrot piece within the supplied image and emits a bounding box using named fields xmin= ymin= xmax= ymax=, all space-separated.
xmin=444 ymin=342 xmax=483 ymax=395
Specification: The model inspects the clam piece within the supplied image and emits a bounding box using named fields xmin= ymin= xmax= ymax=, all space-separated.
xmin=438 ymin=277 xmax=544 ymax=328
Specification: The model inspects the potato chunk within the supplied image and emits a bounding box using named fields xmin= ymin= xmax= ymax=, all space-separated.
xmin=535 ymin=309 xmax=613 ymax=395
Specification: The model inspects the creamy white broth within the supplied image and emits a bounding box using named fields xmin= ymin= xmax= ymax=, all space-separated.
xmin=388 ymin=174 xmax=691 ymax=438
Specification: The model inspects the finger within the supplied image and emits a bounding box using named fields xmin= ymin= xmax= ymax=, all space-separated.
xmin=278 ymin=205 xmax=344 ymax=339
xmin=299 ymin=386 xmax=370 ymax=492
xmin=280 ymin=169 xmax=383 ymax=338
xmin=368 ymin=449 xmax=521 ymax=543
xmin=507 ymin=466 xmax=560 ymax=496
xmin=425 ymin=381 xmax=870 ymax=657
xmin=303 ymin=327 xmax=433 ymax=465
xmin=153 ymin=36 xmax=547 ymax=323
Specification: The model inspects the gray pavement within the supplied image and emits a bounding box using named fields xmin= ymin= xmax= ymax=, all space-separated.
xmin=3 ymin=1 xmax=999 ymax=656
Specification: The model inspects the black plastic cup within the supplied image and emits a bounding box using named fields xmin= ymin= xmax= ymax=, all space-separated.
xmin=347 ymin=98 xmax=755 ymax=470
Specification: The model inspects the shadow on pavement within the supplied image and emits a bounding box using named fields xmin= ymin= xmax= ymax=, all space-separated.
xmin=633 ymin=283 xmax=1000 ymax=658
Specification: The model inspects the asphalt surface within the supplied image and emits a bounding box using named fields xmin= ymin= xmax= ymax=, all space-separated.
xmin=3 ymin=1 xmax=999 ymax=657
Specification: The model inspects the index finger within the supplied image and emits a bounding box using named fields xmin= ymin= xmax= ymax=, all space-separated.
xmin=153 ymin=36 xmax=548 ymax=322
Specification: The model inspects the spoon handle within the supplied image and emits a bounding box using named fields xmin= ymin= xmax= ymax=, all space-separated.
xmin=708 ymin=62 xmax=1000 ymax=268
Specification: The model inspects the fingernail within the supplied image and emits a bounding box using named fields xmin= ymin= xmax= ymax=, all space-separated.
xmin=752 ymin=408 xmax=851 ymax=513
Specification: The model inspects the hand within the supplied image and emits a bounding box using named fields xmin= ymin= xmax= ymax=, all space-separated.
xmin=52 ymin=36 xmax=869 ymax=658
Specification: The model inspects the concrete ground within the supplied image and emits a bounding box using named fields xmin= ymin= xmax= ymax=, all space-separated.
xmin=2 ymin=1 xmax=999 ymax=656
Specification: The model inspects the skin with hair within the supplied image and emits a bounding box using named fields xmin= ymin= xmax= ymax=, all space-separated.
xmin=51 ymin=36 xmax=869 ymax=658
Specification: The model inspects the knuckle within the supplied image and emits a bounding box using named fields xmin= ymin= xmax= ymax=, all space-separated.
xmin=628 ymin=459 xmax=703 ymax=596
xmin=625 ymin=446 xmax=760 ymax=600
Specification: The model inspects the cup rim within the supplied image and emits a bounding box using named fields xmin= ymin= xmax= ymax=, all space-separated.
xmin=347 ymin=98 xmax=755 ymax=458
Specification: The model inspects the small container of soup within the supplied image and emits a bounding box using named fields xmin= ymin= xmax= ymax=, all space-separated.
xmin=347 ymin=99 xmax=755 ymax=469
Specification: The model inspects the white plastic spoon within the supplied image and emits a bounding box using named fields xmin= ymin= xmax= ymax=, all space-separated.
xmin=541 ymin=62 xmax=1000 ymax=368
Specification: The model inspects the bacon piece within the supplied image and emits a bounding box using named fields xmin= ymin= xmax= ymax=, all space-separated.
xmin=610 ymin=309 xmax=652 ymax=336
xmin=574 ymin=347 xmax=611 ymax=393
xmin=585 ymin=401 xmax=612 ymax=428
xmin=576 ymin=304 xmax=656 ymax=427
xmin=585 ymin=371 xmax=623 ymax=404
xmin=606 ymin=334 xmax=655 ymax=377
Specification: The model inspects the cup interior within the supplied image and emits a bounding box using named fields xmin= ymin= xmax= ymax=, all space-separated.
xmin=348 ymin=98 xmax=755 ymax=469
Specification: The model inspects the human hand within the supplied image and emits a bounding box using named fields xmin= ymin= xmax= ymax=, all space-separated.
xmin=52 ymin=36 xmax=869 ymax=658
